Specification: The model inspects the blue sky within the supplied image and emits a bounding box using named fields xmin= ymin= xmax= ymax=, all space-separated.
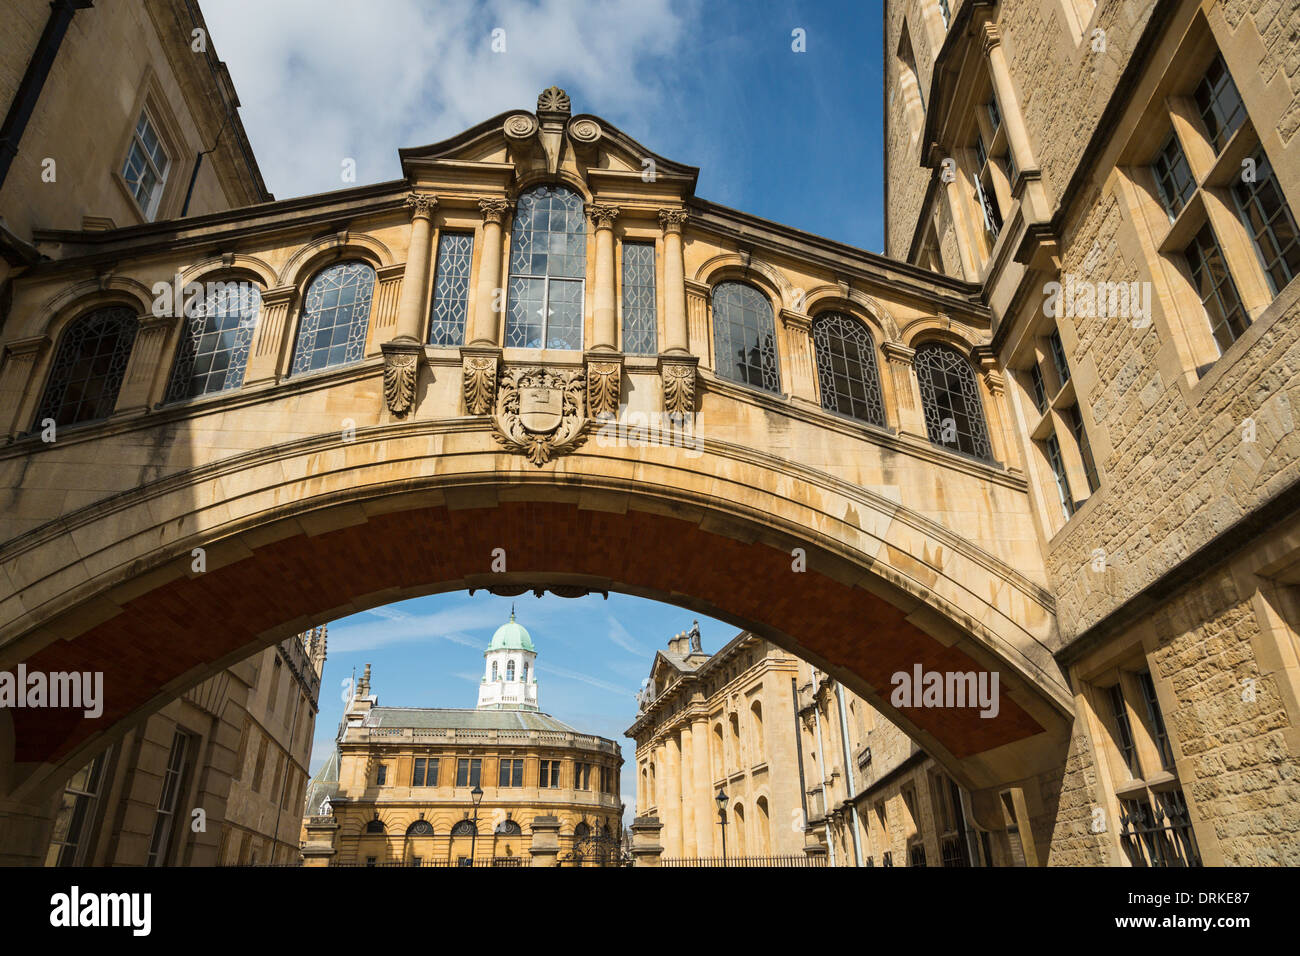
xmin=201 ymin=0 xmax=887 ymax=822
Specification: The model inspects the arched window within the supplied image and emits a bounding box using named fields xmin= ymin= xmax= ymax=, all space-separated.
xmin=914 ymin=343 xmax=993 ymax=461
xmin=495 ymin=819 xmax=522 ymax=835
xmin=165 ymin=281 xmax=261 ymax=402
xmin=573 ymin=821 xmax=591 ymax=840
xmin=712 ymin=281 xmax=779 ymax=392
xmin=506 ymin=660 xmax=515 ymax=681
xmin=750 ymin=700 xmax=765 ymax=759
xmin=712 ymin=723 xmax=724 ymax=780
xmin=405 ymin=819 xmax=433 ymax=836
xmin=729 ymin=712 xmax=742 ymax=769
xmin=812 ymin=312 xmax=885 ymax=426
xmin=733 ymin=802 xmax=747 ymax=855
xmin=756 ymin=796 xmax=772 ymax=855
xmin=450 ymin=819 xmax=477 ymax=837
xmin=290 ymin=261 xmax=375 ymax=375
xmin=506 ymin=184 xmax=586 ymax=349
xmin=34 ymin=306 xmax=139 ymax=429
xmin=365 ymin=817 xmax=385 ymax=834
xmin=491 ymin=660 xmax=498 ymax=681
xmin=522 ymin=662 xmax=529 ymax=683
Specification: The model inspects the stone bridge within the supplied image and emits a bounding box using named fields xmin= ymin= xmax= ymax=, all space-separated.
xmin=0 ymin=88 xmax=1073 ymax=858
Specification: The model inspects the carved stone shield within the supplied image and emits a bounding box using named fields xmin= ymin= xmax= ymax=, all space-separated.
xmin=519 ymin=387 xmax=563 ymax=434
xmin=491 ymin=366 xmax=588 ymax=466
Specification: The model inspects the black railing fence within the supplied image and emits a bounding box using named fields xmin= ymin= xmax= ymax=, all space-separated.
xmin=661 ymin=854 xmax=826 ymax=867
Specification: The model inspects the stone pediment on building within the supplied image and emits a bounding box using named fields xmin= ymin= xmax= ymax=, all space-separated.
xmin=397 ymin=86 xmax=699 ymax=203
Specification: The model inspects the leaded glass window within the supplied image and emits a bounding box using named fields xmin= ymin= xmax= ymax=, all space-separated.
xmin=1152 ymin=132 xmax=1195 ymax=221
xmin=429 ymin=232 xmax=474 ymax=346
xmin=812 ymin=312 xmax=885 ymax=426
xmin=506 ymin=185 xmax=586 ymax=350
xmin=1184 ymin=222 xmax=1249 ymax=354
xmin=290 ymin=261 xmax=375 ymax=375
xmin=712 ymin=281 xmax=780 ymax=392
xmin=1044 ymin=432 xmax=1075 ymax=521
xmin=621 ymin=241 xmax=657 ymax=354
xmin=122 ymin=110 xmax=169 ymax=219
xmin=1233 ymin=147 xmax=1300 ymax=295
xmin=450 ymin=819 xmax=477 ymax=836
xmin=164 ymin=282 xmax=260 ymax=402
xmin=34 ymin=306 xmax=139 ymax=429
xmin=406 ymin=819 xmax=434 ymax=836
xmin=495 ymin=819 xmax=522 ymax=835
xmin=913 ymin=343 xmax=993 ymax=461
xmin=1194 ymin=54 xmax=1245 ymax=153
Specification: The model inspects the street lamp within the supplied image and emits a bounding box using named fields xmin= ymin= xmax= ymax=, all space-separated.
xmin=715 ymin=787 xmax=729 ymax=863
xmin=469 ymin=784 xmax=484 ymax=866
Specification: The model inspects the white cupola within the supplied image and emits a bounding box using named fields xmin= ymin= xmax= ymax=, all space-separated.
xmin=477 ymin=607 xmax=539 ymax=711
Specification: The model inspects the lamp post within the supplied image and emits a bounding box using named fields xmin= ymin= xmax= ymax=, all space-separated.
xmin=715 ymin=787 xmax=729 ymax=864
xmin=469 ymin=784 xmax=483 ymax=866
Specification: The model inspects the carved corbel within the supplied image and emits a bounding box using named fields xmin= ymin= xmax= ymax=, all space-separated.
xmin=659 ymin=354 xmax=699 ymax=422
xmin=461 ymin=347 xmax=500 ymax=416
xmin=585 ymin=353 xmax=622 ymax=419
xmin=381 ymin=340 xmax=422 ymax=417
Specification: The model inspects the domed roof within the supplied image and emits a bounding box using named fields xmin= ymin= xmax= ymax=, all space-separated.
xmin=489 ymin=608 xmax=535 ymax=652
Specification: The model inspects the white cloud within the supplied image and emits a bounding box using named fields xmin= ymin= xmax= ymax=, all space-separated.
xmin=328 ymin=604 xmax=501 ymax=652
xmin=605 ymin=615 xmax=649 ymax=656
xmin=536 ymin=662 xmax=630 ymax=697
xmin=201 ymin=0 xmax=699 ymax=200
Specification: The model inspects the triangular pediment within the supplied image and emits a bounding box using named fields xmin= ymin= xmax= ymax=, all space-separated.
xmin=398 ymin=86 xmax=698 ymax=203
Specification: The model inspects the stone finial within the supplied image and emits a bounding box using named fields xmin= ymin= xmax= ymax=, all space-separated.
xmin=537 ymin=85 xmax=571 ymax=118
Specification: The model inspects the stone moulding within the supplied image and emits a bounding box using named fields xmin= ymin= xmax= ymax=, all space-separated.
xmin=491 ymin=364 xmax=588 ymax=466
xmin=659 ymin=355 xmax=698 ymax=421
xmin=381 ymin=341 xmax=422 ymax=417
xmin=462 ymin=353 xmax=499 ymax=415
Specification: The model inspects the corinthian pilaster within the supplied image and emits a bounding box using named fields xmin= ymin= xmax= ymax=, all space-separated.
xmin=658 ymin=209 xmax=689 ymax=354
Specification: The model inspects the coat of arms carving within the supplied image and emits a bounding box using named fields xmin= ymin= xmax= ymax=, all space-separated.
xmin=491 ymin=366 xmax=588 ymax=466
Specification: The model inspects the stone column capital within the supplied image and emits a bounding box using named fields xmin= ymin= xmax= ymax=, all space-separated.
xmin=658 ymin=209 xmax=688 ymax=233
xmin=980 ymin=22 xmax=1002 ymax=56
xmin=404 ymin=192 xmax=438 ymax=221
xmin=780 ymin=308 xmax=812 ymax=335
xmin=477 ymin=197 xmax=513 ymax=224
xmin=2 ymin=334 xmax=50 ymax=359
xmin=881 ymin=341 xmax=917 ymax=366
xmin=586 ymin=203 xmax=620 ymax=229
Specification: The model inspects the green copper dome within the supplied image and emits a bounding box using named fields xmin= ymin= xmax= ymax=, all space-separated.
xmin=488 ymin=609 xmax=535 ymax=652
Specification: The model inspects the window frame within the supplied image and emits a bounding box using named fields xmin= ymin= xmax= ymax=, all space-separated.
xmin=505 ymin=184 xmax=588 ymax=351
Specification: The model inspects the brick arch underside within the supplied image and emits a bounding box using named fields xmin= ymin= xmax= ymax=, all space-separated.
xmin=11 ymin=500 xmax=1046 ymax=772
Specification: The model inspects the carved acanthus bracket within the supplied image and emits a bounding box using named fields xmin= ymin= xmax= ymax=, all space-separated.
xmin=659 ymin=355 xmax=699 ymax=422
xmin=461 ymin=349 xmax=499 ymax=415
xmin=585 ymin=354 xmax=622 ymax=419
xmin=381 ymin=341 xmax=422 ymax=417
xmin=490 ymin=364 xmax=589 ymax=466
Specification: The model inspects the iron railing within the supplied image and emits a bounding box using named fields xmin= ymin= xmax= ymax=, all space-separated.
xmin=661 ymin=854 xmax=826 ymax=867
